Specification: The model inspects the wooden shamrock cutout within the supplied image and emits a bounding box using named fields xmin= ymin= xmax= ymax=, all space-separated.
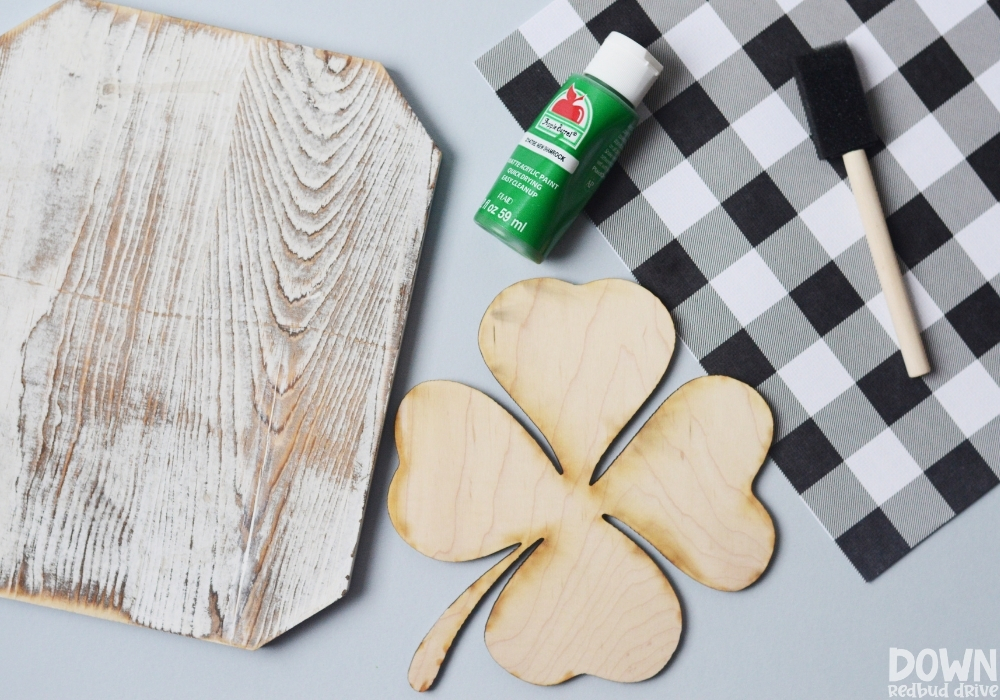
xmin=389 ymin=278 xmax=774 ymax=690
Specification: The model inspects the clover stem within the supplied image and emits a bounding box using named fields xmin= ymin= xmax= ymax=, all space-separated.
xmin=408 ymin=546 xmax=524 ymax=692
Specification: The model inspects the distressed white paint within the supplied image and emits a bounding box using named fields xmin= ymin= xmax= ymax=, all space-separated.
xmin=0 ymin=0 xmax=440 ymax=648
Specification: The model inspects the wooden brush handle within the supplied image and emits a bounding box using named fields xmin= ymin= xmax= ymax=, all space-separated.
xmin=843 ymin=149 xmax=931 ymax=378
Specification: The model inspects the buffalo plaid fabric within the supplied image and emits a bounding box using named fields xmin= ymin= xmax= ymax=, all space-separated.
xmin=476 ymin=0 xmax=1000 ymax=581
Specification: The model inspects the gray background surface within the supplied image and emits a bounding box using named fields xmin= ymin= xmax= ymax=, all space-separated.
xmin=0 ymin=1 xmax=996 ymax=698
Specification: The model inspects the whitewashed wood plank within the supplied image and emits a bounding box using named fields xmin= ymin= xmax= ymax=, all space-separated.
xmin=0 ymin=0 xmax=440 ymax=648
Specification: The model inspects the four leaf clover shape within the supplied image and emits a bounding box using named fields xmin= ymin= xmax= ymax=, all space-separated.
xmin=389 ymin=278 xmax=775 ymax=690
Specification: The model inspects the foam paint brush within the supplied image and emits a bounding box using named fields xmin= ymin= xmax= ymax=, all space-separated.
xmin=794 ymin=42 xmax=931 ymax=378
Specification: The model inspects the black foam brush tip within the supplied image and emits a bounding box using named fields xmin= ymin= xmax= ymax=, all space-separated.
xmin=793 ymin=42 xmax=879 ymax=160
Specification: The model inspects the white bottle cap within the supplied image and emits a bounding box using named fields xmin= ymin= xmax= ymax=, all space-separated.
xmin=584 ymin=32 xmax=663 ymax=107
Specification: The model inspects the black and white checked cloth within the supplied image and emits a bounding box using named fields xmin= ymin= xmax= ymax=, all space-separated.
xmin=476 ymin=0 xmax=1000 ymax=581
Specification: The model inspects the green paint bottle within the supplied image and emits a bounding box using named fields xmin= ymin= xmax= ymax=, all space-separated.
xmin=475 ymin=32 xmax=663 ymax=263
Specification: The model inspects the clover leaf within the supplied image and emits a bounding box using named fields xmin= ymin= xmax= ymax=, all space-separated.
xmin=389 ymin=278 xmax=774 ymax=690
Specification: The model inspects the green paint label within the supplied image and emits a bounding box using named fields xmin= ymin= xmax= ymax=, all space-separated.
xmin=517 ymin=133 xmax=579 ymax=173
xmin=475 ymin=74 xmax=638 ymax=263
xmin=537 ymin=83 xmax=592 ymax=149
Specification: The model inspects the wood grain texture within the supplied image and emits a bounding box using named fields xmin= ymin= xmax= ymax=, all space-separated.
xmin=0 ymin=0 xmax=440 ymax=648
xmin=479 ymin=278 xmax=676 ymax=485
xmin=843 ymin=149 xmax=930 ymax=378
xmin=390 ymin=279 xmax=774 ymax=689
xmin=407 ymin=547 xmax=522 ymax=692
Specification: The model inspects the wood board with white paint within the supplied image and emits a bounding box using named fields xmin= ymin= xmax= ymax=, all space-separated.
xmin=0 ymin=0 xmax=440 ymax=649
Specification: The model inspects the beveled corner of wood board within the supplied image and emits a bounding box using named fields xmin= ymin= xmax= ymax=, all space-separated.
xmin=0 ymin=0 xmax=441 ymax=650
